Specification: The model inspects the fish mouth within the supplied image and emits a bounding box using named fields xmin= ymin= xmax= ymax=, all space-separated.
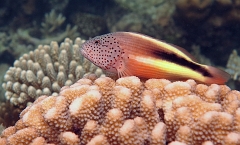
xmin=80 ymin=48 xmax=87 ymax=57
xmin=80 ymin=48 xmax=93 ymax=62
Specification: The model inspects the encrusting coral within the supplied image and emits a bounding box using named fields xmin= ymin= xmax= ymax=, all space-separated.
xmin=70 ymin=12 xmax=107 ymax=38
xmin=1 ymin=76 xmax=240 ymax=145
xmin=176 ymin=0 xmax=213 ymax=21
xmin=108 ymin=0 xmax=179 ymax=42
xmin=176 ymin=0 xmax=240 ymax=25
xmin=2 ymin=37 xmax=104 ymax=107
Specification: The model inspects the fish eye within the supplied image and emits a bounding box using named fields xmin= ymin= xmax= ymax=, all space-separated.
xmin=94 ymin=39 xmax=101 ymax=46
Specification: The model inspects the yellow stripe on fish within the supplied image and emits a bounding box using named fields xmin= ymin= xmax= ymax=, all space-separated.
xmin=81 ymin=32 xmax=230 ymax=84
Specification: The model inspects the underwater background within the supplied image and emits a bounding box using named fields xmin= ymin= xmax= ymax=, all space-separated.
xmin=0 ymin=0 xmax=240 ymax=130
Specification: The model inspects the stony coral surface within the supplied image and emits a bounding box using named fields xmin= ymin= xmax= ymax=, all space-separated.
xmin=1 ymin=76 xmax=240 ymax=145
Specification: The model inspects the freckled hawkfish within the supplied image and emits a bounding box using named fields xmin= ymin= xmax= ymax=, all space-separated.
xmin=80 ymin=32 xmax=230 ymax=84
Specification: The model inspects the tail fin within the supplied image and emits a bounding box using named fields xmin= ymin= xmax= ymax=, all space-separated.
xmin=204 ymin=66 xmax=230 ymax=84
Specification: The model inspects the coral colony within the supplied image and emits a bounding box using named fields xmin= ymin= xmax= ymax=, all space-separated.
xmin=1 ymin=75 xmax=240 ymax=144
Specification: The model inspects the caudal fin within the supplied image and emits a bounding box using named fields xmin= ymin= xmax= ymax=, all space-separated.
xmin=204 ymin=66 xmax=230 ymax=84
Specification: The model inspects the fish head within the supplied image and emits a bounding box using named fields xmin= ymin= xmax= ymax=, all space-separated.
xmin=81 ymin=33 xmax=126 ymax=73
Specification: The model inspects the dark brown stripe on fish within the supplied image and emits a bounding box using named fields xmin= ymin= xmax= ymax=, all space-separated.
xmin=152 ymin=50 xmax=213 ymax=77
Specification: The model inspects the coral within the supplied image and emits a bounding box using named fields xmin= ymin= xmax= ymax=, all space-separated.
xmin=226 ymin=49 xmax=240 ymax=81
xmin=70 ymin=12 xmax=107 ymax=38
xmin=0 ymin=33 xmax=11 ymax=55
xmin=176 ymin=0 xmax=240 ymax=25
xmin=108 ymin=0 xmax=180 ymax=41
xmin=1 ymin=76 xmax=240 ymax=144
xmin=174 ymin=0 xmax=240 ymax=67
xmin=48 ymin=0 xmax=69 ymax=12
xmin=17 ymin=10 xmax=79 ymax=48
xmin=0 ymin=124 xmax=5 ymax=135
xmin=114 ymin=0 xmax=175 ymax=22
xmin=0 ymin=64 xmax=17 ymax=128
xmin=176 ymin=0 xmax=214 ymax=21
xmin=0 ymin=0 xmax=41 ymax=27
xmin=110 ymin=13 xmax=143 ymax=33
xmin=0 ymin=64 xmax=10 ymax=101
xmin=21 ymin=0 xmax=38 ymax=15
xmin=2 ymin=37 xmax=104 ymax=107
xmin=40 ymin=10 xmax=66 ymax=35
xmin=0 ymin=101 xmax=22 ymax=127
xmin=0 ymin=10 xmax=79 ymax=62
xmin=0 ymin=32 xmax=31 ymax=62
xmin=190 ymin=45 xmax=212 ymax=66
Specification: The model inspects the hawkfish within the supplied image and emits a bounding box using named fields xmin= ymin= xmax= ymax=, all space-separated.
xmin=80 ymin=32 xmax=230 ymax=84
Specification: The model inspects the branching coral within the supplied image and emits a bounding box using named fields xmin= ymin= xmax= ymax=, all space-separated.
xmin=2 ymin=37 xmax=104 ymax=107
xmin=0 ymin=10 xmax=79 ymax=61
xmin=40 ymin=10 xmax=66 ymax=35
xmin=17 ymin=10 xmax=79 ymax=46
xmin=1 ymin=76 xmax=240 ymax=144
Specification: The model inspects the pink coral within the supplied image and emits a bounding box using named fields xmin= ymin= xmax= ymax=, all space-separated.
xmin=1 ymin=76 xmax=240 ymax=144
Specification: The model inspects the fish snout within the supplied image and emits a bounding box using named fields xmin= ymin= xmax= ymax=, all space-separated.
xmin=80 ymin=47 xmax=87 ymax=57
